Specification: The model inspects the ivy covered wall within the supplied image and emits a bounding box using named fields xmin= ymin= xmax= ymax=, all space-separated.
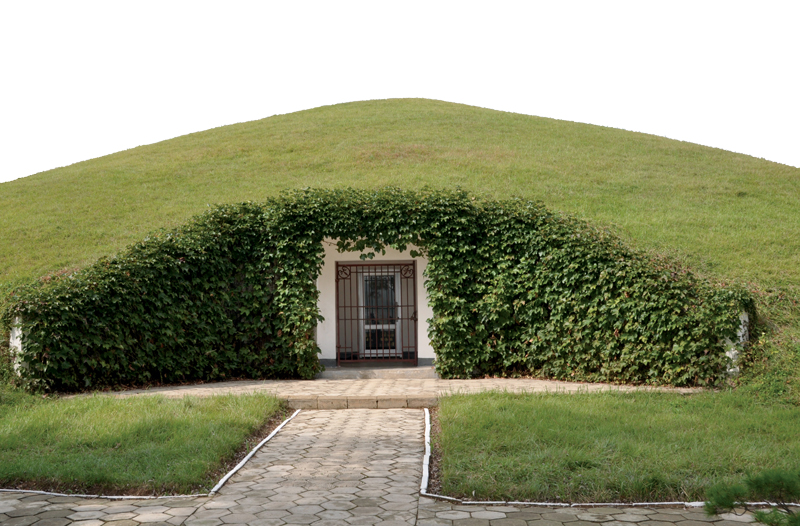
xmin=2 ymin=188 xmax=754 ymax=391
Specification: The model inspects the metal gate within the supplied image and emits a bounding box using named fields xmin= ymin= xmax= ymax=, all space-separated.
xmin=336 ymin=262 xmax=417 ymax=364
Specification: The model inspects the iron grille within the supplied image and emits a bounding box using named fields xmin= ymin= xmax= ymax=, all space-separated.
xmin=335 ymin=262 xmax=417 ymax=364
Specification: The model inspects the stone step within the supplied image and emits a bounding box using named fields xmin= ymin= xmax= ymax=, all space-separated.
xmin=284 ymin=393 xmax=438 ymax=409
xmin=316 ymin=365 xmax=440 ymax=380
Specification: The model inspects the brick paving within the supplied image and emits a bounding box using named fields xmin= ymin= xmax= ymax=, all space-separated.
xmin=107 ymin=377 xmax=698 ymax=410
xmin=0 ymin=407 xmax=771 ymax=526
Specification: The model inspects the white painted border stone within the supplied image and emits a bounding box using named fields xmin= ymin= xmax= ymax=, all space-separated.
xmin=726 ymin=311 xmax=751 ymax=376
xmin=9 ymin=316 xmax=22 ymax=374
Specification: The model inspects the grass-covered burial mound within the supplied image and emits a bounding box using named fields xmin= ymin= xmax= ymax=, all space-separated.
xmin=3 ymin=188 xmax=753 ymax=391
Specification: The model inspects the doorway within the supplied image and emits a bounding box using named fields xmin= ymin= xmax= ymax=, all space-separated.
xmin=335 ymin=262 xmax=417 ymax=365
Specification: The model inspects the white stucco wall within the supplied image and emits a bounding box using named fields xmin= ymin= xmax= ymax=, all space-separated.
xmin=316 ymin=239 xmax=434 ymax=364
xmin=9 ymin=317 xmax=23 ymax=373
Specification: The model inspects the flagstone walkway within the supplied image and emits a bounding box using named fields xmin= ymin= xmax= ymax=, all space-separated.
xmin=107 ymin=377 xmax=698 ymax=410
xmin=0 ymin=408 xmax=763 ymax=526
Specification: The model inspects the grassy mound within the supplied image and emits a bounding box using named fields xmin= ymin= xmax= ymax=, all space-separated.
xmin=0 ymin=99 xmax=797 ymax=399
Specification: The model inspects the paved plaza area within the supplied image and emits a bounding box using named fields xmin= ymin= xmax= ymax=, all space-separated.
xmin=0 ymin=407 xmax=764 ymax=526
xmin=108 ymin=376 xmax=698 ymax=409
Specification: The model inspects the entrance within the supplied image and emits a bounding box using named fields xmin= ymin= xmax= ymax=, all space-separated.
xmin=335 ymin=262 xmax=417 ymax=365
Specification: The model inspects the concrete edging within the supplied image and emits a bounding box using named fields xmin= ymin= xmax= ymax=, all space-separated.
xmin=286 ymin=394 xmax=438 ymax=409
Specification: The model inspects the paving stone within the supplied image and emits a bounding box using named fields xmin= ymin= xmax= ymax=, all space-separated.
xmin=609 ymin=514 xmax=650 ymax=522
xmin=471 ymin=511 xmax=507 ymax=520
xmin=103 ymin=521 xmax=139 ymax=526
xmin=346 ymin=517 xmax=382 ymax=526
xmin=30 ymin=518 xmax=71 ymax=526
xmin=347 ymin=397 xmax=379 ymax=409
xmin=4 ymin=516 xmax=40 ymax=526
xmin=453 ymin=519 xmax=492 ymax=526
xmin=220 ymin=512 xmax=261 ymax=523
xmin=7 ymin=508 xmax=46 ymax=518
xmin=72 ymin=504 xmax=109 ymax=512
xmin=288 ymin=397 xmax=320 ymax=409
xmin=67 ymin=511 xmax=107 ymax=520
xmin=577 ymin=514 xmax=617 ymax=522
xmin=285 ymin=513 xmax=324 ymax=524
xmin=542 ymin=513 xmax=583 ymax=522
xmin=250 ymin=519 xmax=288 ymax=526
xmin=103 ymin=509 xmax=137 ymax=522
xmin=184 ymin=519 xmax=225 ymax=526
xmin=418 ymin=520 xmax=455 ymax=526
xmin=313 ymin=520 xmax=354 ymax=526
xmin=504 ymin=512 xmax=545 ymax=520
xmin=527 ymin=520 xmax=569 ymax=526
xmin=439 ymin=511 xmax=474 ymax=520
xmin=719 ymin=513 xmax=754 ymax=523
xmin=135 ymin=512 xmax=175 ymax=522
xmin=489 ymin=519 xmax=529 ymax=526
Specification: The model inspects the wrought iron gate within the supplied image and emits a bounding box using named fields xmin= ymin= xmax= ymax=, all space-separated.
xmin=335 ymin=262 xmax=417 ymax=364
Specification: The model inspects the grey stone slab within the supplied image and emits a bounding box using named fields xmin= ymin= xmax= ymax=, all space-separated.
xmin=34 ymin=510 xmax=73 ymax=519
xmin=346 ymin=518 xmax=382 ymax=526
xmin=542 ymin=513 xmax=582 ymax=523
xmin=6 ymin=508 xmax=46 ymax=518
xmin=67 ymin=511 xmax=107 ymax=520
xmin=284 ymin=513 xmax=324 ymax=524
xmin=504 ymin=512 xmax=544 ymax=520
xmin=184 ymin=519 xmax=225 ymax=526
xmin=134 ymin=512 xmax=175 ymax=522
xmin=526 ymin=520 xmax=568 ymax=526
xmin=220 ymin=512 xmax=260 ymax=523
xmin=472 ymin=512 xmax=507 ymax=520
xmin=4 ymin=517 xmax=41 ymax=526
xmin=418 ymin=520 xmax=454 ymax=526
xmin=249 ymin=519 xmax=287 ymax=526
xmin=104 ymin=512 xmax=138 ymax=520
xmin=648 ymin=514 xmax=690 ymax=521
xmin=608 ymin=515 xmax=649 ymax=523
xmin=453 ymin=519 xmax=492 ymax=526
xmin=489 ymin=519 xmax=528 ymax=526
xmin=31 ymin=518 xmax=71 ymax=526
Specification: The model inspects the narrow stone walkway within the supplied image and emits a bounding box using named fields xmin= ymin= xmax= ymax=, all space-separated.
xmin=0 ymin=409 xmax=763 ymax=526
xmin=185 ymin=409 xmax=424 ymax=526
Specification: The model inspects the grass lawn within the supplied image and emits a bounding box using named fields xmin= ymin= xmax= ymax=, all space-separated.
xmin=436 ymin=391 xmax=800 ymax=503
xmin=0 ymin=389 xmax=283 ymax=495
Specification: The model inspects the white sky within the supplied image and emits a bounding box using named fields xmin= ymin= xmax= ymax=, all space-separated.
xmin=1 ymin=1 xmax=798 ymax=184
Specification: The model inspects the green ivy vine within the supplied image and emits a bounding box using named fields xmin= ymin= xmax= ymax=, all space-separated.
xmin=2 ymin=188 xmax=754 ymax=391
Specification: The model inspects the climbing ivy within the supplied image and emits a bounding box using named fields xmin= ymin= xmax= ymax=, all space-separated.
xmin=2 ymin=188 xmax=754 ymax=391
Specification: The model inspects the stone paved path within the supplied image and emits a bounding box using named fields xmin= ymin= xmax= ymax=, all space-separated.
xmin=108 ymin=378 xmax=697 ymax=410
xmin=0 ymin=409 xmax=765 ymax=526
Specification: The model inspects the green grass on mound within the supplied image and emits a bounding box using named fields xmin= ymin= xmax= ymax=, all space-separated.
xmin=0 ymin=98 xmax=797 ymax=399
xmin=0 ymin=390 xmax=283 ymax=495
xmin=1 ymin=99 xmax=798 ymax=287
xmin=437 ymin=391 xmax=800 ymax=503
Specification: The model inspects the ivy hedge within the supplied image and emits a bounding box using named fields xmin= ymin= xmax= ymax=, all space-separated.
xmin=2 ymin=188 xmax=754 ymax=391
